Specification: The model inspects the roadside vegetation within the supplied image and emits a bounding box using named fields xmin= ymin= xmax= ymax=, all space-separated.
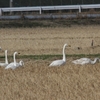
xmin=0 ymin=18 xmax=100 ymax=28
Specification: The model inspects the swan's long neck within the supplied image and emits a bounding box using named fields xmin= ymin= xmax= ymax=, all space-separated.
xmin=91 ymin=58 xmax=99 ymax=64
xmin=5 ymin=50 xmax=8 ymax=64
xmin=13 ymin=53 xmax=17 ymax=66
xmin=62 ymin=45 xmax=66 ymax=61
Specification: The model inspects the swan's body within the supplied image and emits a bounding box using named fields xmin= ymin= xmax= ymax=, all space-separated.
xmin=49 ymin=59 xmax=66 ymax=66
xmin=0 ymin=50 xmax=8 ymax=67
xmin=72 ymin=57 xmax=99 ymax=65
xmin=49 ymin=44 xmax=70 ymax=66
xmin=5 ymin=60 xmax=24 ymax=70
xmin=5 ymin=52 xmax=24 ymax=70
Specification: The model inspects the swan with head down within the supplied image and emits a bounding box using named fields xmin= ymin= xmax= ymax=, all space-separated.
xmin=72 ymin=57 xmax=99 ymax=65
xmin=0 ymin=50 xmax=8 ymax=67
xmin=5 ymin=52 xmax=24 ymax=70
xmin=49 ymin=43 xmax=70 ymax=67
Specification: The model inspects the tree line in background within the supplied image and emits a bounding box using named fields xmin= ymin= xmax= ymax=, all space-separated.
xmin=0 ymin=0 xmax=100 ymax=7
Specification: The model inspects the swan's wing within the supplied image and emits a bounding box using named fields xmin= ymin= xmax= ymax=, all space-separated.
xmin=5 ymin=62 xmax=15 ymax=69
xmin=15 ymin=63 xmax=20 ymax=68
xmin=72 ymin=58 xmax=83 ymax=64
xmin=11 ymin=63 xmax=21 ymax=69
xmin=72 ymin=60 xmax=82 ymax=64
xmin=72 ymin=58 xmax=91 ymax=65
xmin=49 ymin=60 xmax=65 ymax=66
xmin=80 ymin=60 xmax=90 ymax=65
xmin=80 ymin=58 xmax=91 ymax=64
xmin=79 ymin=58 xmax=90 ymax=61
xmin=5 ymin=62 xmax=21 ymax=70
xmin=72 ymin=58 xmax=90 ymax=64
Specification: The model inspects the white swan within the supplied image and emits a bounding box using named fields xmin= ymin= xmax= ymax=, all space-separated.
xmin=49 ymin=43 xmax=70 ymax=66
xmin=0 ymin=50 xmax=8 ymax=67
xmin=5 ymin=52 xmax=24 ymax=70
xmin=72 ymin=57 xmax=99 ymax=65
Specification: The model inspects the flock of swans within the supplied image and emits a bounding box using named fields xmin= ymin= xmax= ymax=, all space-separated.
xmin=49 ymin=43 xmax=100 ymax=66
xmin=0 ymin=50 xmax=24 ymax=69
xmin=0 ymin=43 xmax=99 ymax=69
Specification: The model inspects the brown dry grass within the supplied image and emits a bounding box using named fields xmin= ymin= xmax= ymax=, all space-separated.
xmin=0 ymin=25 xmax=100 ymax=55
xmin=0 ymin=25 xmax=100 ymax=100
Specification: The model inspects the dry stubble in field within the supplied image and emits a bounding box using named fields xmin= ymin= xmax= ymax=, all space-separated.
xmin=0 ymin=25 xmax=100 ymax=100
xmin=0 ymin=25 xmax=100 ymax=55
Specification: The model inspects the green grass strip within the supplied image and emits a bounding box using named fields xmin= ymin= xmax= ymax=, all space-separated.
xmin=0 ymin=54 xmax=100 ymax=60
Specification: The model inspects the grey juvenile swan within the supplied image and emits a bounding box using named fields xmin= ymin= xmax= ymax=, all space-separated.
xmin=72 ymin=57 xmax=99 ymax=65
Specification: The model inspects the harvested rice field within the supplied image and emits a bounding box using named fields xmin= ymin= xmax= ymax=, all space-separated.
xmin=0 ymin=25 xmax=100 ymax=100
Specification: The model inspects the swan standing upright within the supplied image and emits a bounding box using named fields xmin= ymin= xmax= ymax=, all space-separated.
xmin=0 ymin=50 xmax=8 ymax=67
xmin=72 ymin=57 xmax=99 ymax=65
xmin=5 ymin=52 xmax=24 ymax=70
xmin=49 ymin=43 xmax=70 ymax=66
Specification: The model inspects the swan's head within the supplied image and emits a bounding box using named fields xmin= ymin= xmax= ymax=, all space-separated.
xmin=64 ymin=44 xmax=71 ymax=47
xmin=19 ymin=60 xmax=24 ymax=66
xmin=14 ymin=52 xmax=20 ymax=55
xmin=14 ymin=52 xmax=18 ymax=55
xmin=5 ymin=50 xmax=7 ymax=53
